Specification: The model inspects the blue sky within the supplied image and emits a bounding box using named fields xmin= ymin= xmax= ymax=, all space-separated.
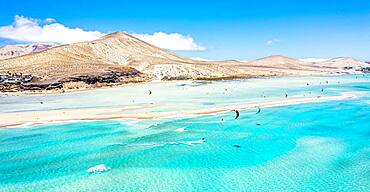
xmin=1 ymin=0 xmax=370 ymax=60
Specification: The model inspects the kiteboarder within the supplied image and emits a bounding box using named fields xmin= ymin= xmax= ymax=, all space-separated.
xmin=231 ymin=109 xmax=240 ymax=119
xmin=256 ymin=107 xmax=261 ymax=114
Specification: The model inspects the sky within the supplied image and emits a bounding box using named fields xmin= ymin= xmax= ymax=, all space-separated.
xmin=0 ymin=0 xmax=369 ymax=60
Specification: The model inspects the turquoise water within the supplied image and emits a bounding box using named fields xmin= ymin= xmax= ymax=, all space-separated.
xmin=0 ymin=75 xmax=369 ymax=191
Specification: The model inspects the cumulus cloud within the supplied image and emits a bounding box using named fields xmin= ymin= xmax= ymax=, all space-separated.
xmin=44 ymin=18 xmax=56 ymax=23
xmin=133 ymin=32 xmax=206 ymax=51
xmin=0 ymin=15 xmax=105 ymax=44
xmin=0 ymin=16 xmax=206 ymax=51
xmin=267 ymin=38 xmax=280 ymax=45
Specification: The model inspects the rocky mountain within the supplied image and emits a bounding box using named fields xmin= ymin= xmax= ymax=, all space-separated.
xmin=234 ymin=55 xmax=336 ymax=76
xmin=313 ymin=57 xmax=369 ymax=68
xmin=0 ymin=32 xmax=360 ymax=92
xmin=248 ymin=55 xmax=306 ymax=68
xmin=0 ymin=43 xmax=58 ymax=60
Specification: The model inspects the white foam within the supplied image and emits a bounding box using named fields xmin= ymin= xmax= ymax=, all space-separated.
xmin=121 ymin=138 xmax=206 ymax=148
xmin=185 ymin=121 xmax=224 ymax=124
xmin=174 ymin=127 xmax=185 ymax=132
xmin=178 ymin=138 xmax=205 ymax=146
xmin=118 ymin=119 xmax=143 ymax=126
xmin=86 ymin=164 xmax=111 ymax=174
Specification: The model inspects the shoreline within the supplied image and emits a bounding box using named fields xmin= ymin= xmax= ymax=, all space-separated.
xmin=0 ymin=73 xmax=359 ymax=96
xmin=0 ymin=92 xmax=356 ymax=128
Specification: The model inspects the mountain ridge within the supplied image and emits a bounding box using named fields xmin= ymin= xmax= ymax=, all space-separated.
xmin=0 ymin=43 xmax=58 ymax=60
xmin=0 ymin=32 xmax=366 ymax=92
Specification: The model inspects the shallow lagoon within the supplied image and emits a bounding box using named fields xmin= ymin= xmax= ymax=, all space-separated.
xmin=0 ymin=75 xmax=369 ymax=191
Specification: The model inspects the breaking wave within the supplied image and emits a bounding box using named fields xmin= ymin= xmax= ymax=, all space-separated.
xmin=86 ymin=164 xmax=111 ymax=174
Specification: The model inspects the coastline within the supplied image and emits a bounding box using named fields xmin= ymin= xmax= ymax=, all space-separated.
xmin=0 ymin=92 xmax=356 ymax=128
xmin=0 ymin=72 xmax=357 ymax=95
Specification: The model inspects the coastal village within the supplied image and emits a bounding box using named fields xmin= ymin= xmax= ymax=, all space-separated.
xmin=0 ymin=65 xmax=368 ymax=85
xmin=343 ymin=66 xmax=370 ymax=72
xmin=0 ymin=72 xmax=33 ymax=84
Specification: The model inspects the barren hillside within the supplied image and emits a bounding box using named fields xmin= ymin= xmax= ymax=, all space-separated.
xmin=0 ymin=32 xmax=361 ymax=92
xmin=0 ymin=43 xmax=57 ymax=60
xmin=313 ymin=57 xmax=368 ymax=68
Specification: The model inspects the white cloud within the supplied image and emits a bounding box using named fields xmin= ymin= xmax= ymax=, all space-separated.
xmin=267 ymin=38 xmax=280 ymax=45
xmin=300 ymin=58 xmax=332 ymax=63
xmin=44 ymin=18 xmax=56 ymax=23
xmin=0 ymin=16 xmax=206 ymax=51
xmin=190 ymin=57 xmax=212 ymax=61
xmin=0 ymin=15 xmax=105 ymax=44
xmin=133 ymin=32 xmax=206 ymax=51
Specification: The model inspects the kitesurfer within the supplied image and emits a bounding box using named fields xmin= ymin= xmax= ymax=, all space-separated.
xmin=231 ymin=109 xmax=240 ymax=119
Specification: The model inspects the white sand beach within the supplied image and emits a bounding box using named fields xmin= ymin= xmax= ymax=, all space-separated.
xmin=0 ymin=92 xmax=356 ymax=128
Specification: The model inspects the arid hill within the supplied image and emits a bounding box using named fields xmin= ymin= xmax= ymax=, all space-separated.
xmin=222 ymin=55 xmax=348 ymax=77
xmin=0 ymin=32 xmax=241 ymax=81
xmin=312 ymin=57 xmax=369 ymax=68
xmin=0 ymin=32 xmax=365 ymax=92
xmin=0 ymin=43 xmax=58 ymax=60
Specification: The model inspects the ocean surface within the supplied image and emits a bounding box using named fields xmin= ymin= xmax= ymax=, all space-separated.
xmin=0 ymin=75 xmax=369 ymax=191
